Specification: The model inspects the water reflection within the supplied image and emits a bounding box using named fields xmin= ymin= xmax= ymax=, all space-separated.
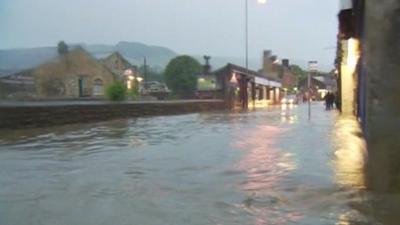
xmin=331 ymin=115 xmax=400 ymax=225
xmin=333 ymin=115 xmax=367 ymax=189
xmin=233 ymin=121 xmax=299 ymax=224
xmin=280 ymin=104 xmax=298 ymax=124
xmin=235 ymin=125 xmax=296 ymax=193
xmin=0 ymin=105 xmax=395 ymax=225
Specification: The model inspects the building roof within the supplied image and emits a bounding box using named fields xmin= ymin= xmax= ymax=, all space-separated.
xmin=101 ymin=52 xmax=137 ymax=70
xmin=214 ymin=63 xmax=280 ymax=81
xmin=213 ymin=63 xmax=282 ymax=88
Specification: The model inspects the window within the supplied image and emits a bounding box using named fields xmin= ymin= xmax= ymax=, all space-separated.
xmin=93 ymin=79 xmax=104 ymax=96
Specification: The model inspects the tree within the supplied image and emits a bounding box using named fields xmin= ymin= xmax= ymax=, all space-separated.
xmin=164 ymin=55 xmax=202 ymax=97
xmin=290 ymin=64 xmax=307 ymax=81
xmin=57 ymin=41 xmax=69 ymax=55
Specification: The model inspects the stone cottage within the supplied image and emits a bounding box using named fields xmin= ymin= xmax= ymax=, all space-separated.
xmin=101 ymin=52 xmax=140 ymax=91
xmin=33 ymin=47 xmax=115 ymax=98
xmin=0 ymin=48 xmax=142 ymax=99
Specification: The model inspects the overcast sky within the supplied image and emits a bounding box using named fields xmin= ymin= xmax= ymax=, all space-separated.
xmin=0 ymin=0 xmax=338 ymax=69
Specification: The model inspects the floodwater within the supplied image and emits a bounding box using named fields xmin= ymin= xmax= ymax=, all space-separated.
xmin=0 ymin=103 xmax=396 ymax=225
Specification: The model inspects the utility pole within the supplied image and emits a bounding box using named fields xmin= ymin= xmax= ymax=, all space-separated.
xmin=308 ymin=61 xmax=318 ymax=120
xmin=144 ymin=57 xmax=147 ymax=89
xmin=308 ymin=69 xmax=311 ymax=120
xmin=245 ymin=0 xmax=249 ymax=71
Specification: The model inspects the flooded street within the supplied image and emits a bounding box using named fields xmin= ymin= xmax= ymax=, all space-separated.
xmin=0 ymin=103 xmax=390 ymax=225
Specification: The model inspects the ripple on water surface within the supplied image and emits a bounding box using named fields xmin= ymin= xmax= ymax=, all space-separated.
xmin=0 ymin=106 xmax=391 ymax=225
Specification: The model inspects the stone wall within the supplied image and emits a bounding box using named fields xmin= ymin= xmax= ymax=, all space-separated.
xmin=364 ymin=0 xmax=400 ymax=192
xmin=0 ymin=100 xmax=226 ymax=129
xmin=0 ymin=80 xmax=35 ymax=99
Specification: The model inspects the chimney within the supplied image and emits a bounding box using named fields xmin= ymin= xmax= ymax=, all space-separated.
xmin=262 ymin=50 xmax=279 ymax=80
xmin=203 ymin=55 xmax=211 ymax=74
xmin=263 ymin=50 xmax=272 ymax=58
xmin=270 ymin=55 xmax=278 ymax=63
xmin=282 ymin=59 xmax=289 ymax=68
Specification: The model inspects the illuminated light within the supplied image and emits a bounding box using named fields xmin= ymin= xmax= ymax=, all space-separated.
xmin=346 ymin=38 xmax=360 ymax=70
xmin=230 ymin=73 xmax=238 ymax=83
xmin=340 ymin=38 xmax=360 ymax=115
xmin=124 ymin=69 xmax=133 ymax=76
xmin=128 ymin=75 xmax=135 ymax=81
xmin=137 ymin=77 xmax=143 ymax=82
xmin=257 ymin=0 xmax=267 ymax=4
xmin=252 ymin=99 xmax=270 ymax=109
xmin=198 ymin=78 xmax=205 ymax=82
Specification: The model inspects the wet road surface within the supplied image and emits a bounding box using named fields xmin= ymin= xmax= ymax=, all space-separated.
xmin=0 ymin=103 xmax=393 ymax=225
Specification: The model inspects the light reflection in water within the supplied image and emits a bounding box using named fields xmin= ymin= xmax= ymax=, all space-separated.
xmin=333 ymin=116 xmax=367 ymax=189
xmin=280 ymin=104 xmax=297 ymax=124
xmin=332 ymin=115 xmax=372 ymax=225
xmin=0 ymin=106 xmax=387 ymax=225
xmin=233 ymin=124 xmax=300 ymax=224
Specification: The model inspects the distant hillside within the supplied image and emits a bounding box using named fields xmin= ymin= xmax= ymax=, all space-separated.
xmin=0 ymin=42 xmax=177 ymax=76
xmin=0 ymin=47 xmax=57 ymax=76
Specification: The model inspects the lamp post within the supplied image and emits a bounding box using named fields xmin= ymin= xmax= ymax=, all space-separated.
xmin=245 ymin=0 xmax=248 ymax=70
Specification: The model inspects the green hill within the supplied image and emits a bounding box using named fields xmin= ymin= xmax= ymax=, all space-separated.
xmin=0 ymin=42 xmax=177 ymax=76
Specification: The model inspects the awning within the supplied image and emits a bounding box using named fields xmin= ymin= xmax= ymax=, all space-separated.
xmin=255 ymin=77 xmax=282 ymax=88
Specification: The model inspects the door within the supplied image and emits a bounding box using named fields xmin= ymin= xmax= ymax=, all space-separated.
xmin=78 ymin=78 xmax=84 ymax=97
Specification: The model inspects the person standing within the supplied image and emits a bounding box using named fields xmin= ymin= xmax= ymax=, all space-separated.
xmin=324 ymin=92 xmax=331 ymax=110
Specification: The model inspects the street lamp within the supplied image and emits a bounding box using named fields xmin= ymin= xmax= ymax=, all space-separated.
xmin=245 ymin=0 xmax=267 ymax=71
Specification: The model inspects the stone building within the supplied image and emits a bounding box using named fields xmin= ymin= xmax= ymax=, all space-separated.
xmin=0 ymin=49 xmax=144 ymax=99
xmin=280 ymin=59 xmax=298 ymax=90
xmin=101 ymin=52 xmax=141 ymax=91
xmin=262 ymin=50 xmax=280 ymax=80
xmin=261 ymin=51 xmax=298 ymax=90
xmin=33 ymin=47 xmax=115 ymax=98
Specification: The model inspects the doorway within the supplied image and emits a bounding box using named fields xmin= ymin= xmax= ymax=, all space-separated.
xmin=78 ymin=78 xmax=85 ymax=97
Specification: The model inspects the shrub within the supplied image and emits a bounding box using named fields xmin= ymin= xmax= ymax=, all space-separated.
xmin=105 ymin=81 xmax=127 ymax=101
